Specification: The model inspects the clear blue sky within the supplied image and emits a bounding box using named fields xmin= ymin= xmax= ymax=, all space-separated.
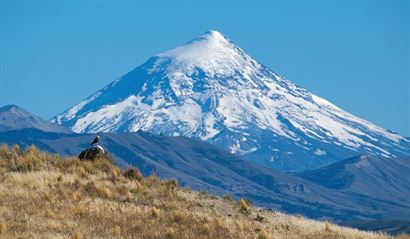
xmin=1 ymin=0 xmax=409 ymax=136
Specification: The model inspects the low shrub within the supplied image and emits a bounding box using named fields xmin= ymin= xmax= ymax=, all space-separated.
xmin=123 ymin=168 xmax=143 ymax=181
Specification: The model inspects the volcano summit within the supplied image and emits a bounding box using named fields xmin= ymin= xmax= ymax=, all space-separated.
xmin=52 ymin=30 xmax=410 ymax=171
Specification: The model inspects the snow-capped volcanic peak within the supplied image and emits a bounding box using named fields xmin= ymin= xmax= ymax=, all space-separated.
xmin=158 ymin=30 xmax=232 ymax=61
xmin=157 ymin=30 xmax=256 ymax=76
xmin=53 ymin=30 xmax=410 ymax=171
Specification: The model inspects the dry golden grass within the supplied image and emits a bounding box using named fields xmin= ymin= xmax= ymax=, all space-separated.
xmin=0 ymin=144 xmax=407 ymax=239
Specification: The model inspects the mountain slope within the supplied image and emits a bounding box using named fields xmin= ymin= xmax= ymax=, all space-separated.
xmin=294 ymin=154 xmax=410 ymax=208
xmin=1 ymin=146 xmax=398 ymax=239
xmin=1 ymin=128 xmax=410 ymax=224
xmin=0 ymin=104 xmax=72 ymax=134
xmin=51 ymin=30 xmax=410 ymax=171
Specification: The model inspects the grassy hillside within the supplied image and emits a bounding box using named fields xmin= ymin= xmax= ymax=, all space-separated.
xmin=0 ymin=145 xmax=408 ymax=239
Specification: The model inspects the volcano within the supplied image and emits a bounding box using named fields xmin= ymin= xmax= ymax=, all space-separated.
xmin=52 ymin=30 xmax=410 ymax=171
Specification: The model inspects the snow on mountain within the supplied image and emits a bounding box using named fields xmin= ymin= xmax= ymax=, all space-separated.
xmin=52 ymin=30 xmax=410 ymax=171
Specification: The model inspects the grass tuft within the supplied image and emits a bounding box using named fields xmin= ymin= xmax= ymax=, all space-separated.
xmin=173 ymin=209 xmax=186 ymax=223
xmin=239 ymin=198 xmax=251 ymax=215
xmin=325 ymin=221 xmax=331 ymax=232
xmin=259 ymin=228 xmax=270 ymax=239
xmin=98 ymin=186 xmax=113 ymax=199
xmin=113 ymin=225 xmax=121 ymax=236
xmin=165 ymin=227 xmax=175 ymax=238
xmin=76 ymin=203 xmax=89 ymax=217
xmin=0 ymin=222 xmax=6 ymax=234
xmin=202 ymin=223 xmax=210 ymax=236
xmin=223 ymin=194 xmax=233 ymax=202
xmin=72 ymin=231 xmax=84 ymax=239
xmin=46 ymin=209 xmax=57 ymax=218
xmin=151 ymin=207 xmax=160 ymax=218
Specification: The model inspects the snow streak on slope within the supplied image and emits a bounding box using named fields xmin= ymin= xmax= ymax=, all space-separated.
xmin=52 ymin=30 xmax=410 ymax=171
